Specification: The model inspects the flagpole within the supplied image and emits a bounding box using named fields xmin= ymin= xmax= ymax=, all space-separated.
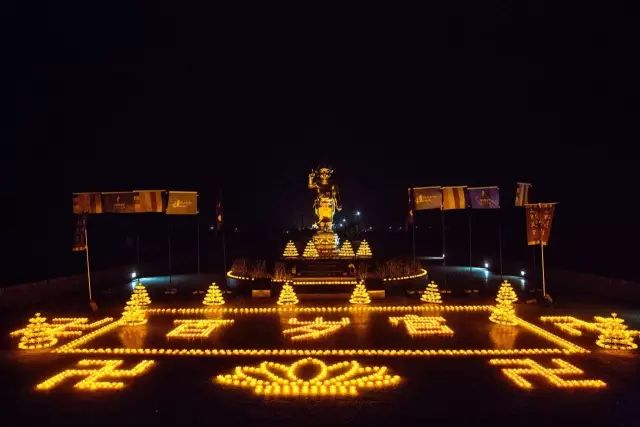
xmin=196 ymin=215 xmax=201 ymax=274
xmin=468 ymin=209 xmax=472 ymax=275
xmin=540 ymin=240 xmax=546 ymax=297
xmin=498 ymin=220 xmax=503 ymax=280
xmin=84 ymin=221 xmax=93 ymax=302
xmin=168 ymin=216 xmax=172 ymax=287
xmin=412 ymin=220 xmax=416 ymax=265
xmin=441 ymin=209 xmax=447 ymax=288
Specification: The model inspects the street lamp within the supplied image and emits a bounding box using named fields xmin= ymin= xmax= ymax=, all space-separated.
xmin=520 ymin=270 xmax=526 ymax=277
xmin=484 ymin=261 xmax=489 ymax=269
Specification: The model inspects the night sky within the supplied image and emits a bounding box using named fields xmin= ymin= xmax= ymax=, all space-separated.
xmin=8 ymin=6 xmax=639 ymax=284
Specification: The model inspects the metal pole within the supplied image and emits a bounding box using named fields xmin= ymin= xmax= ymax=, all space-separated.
xmin=221 ymin=229 xmax=228 ymax=284
xmin=540 ymin=241 xmax=546 ymax=297
xmin=468 ymin=210 xmax=472 ymax=274
xmin=196 ymin=217 xmax=201 ymax=274
xmin=168 ymin=216 xmax=172 ymax=286
xmin=441 ymin=209 xmax=447 ymax=288
xmin=412 ymin=220 xmax=416 ymax=265
xmin=498 ymin=221 xmax=503 ymax=280
xmin=84 ymin=225 xmax=93 ymax=301
xmin=136 ymin=234 xmax=140 ymax=266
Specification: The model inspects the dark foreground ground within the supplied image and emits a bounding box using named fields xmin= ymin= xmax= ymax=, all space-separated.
xmin=1 ymin=270 xmax=639 ymax=427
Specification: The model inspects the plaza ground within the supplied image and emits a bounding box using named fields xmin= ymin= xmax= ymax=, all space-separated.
xmin=1 ymin=269 xmax=639 ymax=427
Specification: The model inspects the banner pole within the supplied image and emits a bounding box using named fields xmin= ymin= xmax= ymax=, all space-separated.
xmin=498 ymin=220 xmax=503 ymax=280
xmin=412 ymin=220 xmax=416 ymax=265
xmin=196 ymin=216 xmax=201 ymax=274
xmin=222 ymin=229 xmax=227 ymax=285
xmin=84 ymin=223 xmax=93 ymax=302
xmin=468 ymin=209 xmax=472 ymax=274
xmin=540 ymin=241 xmax=546 ymax=297
xmin=441 ymin=209 xmax=447 ymax=288
xmin=168 ymin=216 xmax=172 ymax=286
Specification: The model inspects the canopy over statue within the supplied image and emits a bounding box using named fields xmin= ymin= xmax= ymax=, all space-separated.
xmin=308 ymin=166 xmax=341 ymax=232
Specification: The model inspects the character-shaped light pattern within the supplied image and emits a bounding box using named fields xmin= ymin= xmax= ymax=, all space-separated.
xmin=36 ymin=359 xmax=155 ymax=391
xmin=283 ymin=317 xmax=350 ymax=341
xmin=166 ymin=319 xmax=234 ymax=339
xmin=215 ymin=357 xmax=401 ymax=397
xmin=489 ymin=358 xmax=606 ymax=389
xmin=389 ymin=315 xmax=453 ymax=337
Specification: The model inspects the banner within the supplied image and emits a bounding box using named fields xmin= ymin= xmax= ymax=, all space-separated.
xmin=134 ymin=190 xmax=165 ymax=213
xmin=411 ymin=187 xmax=442 ymax=210
xmin=467 ymin=186 xmax=500 ymax=209
xmin=166 ymin=191 xmax=198 ymax=215
xmin=525 ymin=203 xmax=557 ymax=246
xmin=102 ymin=192 xmax=136 ymax=213
xmin=442 ymin=186 xmax=467 ymax=210
xmin=72 ymin=193 xmax=103 ymax=214
xmin=72 ymin=213 xmax=87 ymax=251
xmin=515 ymin=182 xmax=532 ymax=207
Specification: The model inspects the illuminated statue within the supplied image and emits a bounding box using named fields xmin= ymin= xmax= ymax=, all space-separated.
xmin=308 ymin=166 xmax=341 ymax=232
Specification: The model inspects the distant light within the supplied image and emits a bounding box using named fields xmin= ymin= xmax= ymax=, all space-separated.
xmin=209 ymin=226 xmax=214 ymax=231
xmin=342 ymin=218 xmax=347 ymax=223
xmin=442 ymin=253 xmax=446 ymax=258
xmin=484 ymin=262 xmax=489 ymax=269
xmin=131 ymin=272 xmax=137 ymax=279
xmin=355 ymin=211 xmax=361 ymax=216
xmin=520 ymin=270 xmax=526 ymax=277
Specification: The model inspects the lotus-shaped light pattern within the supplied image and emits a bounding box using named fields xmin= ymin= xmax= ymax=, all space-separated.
xmin=215 ymin=357 xmax=401 ymax=397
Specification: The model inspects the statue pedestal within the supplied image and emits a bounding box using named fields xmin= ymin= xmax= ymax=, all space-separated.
xmin=312 ymin=231 xmax=339 ymax=257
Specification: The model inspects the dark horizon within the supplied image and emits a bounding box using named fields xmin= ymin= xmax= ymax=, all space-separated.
xmin=9 ymin=9 xmax=640 ymax=285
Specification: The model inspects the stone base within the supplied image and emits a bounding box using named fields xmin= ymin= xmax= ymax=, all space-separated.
xmin=312 ymin=231 xmax=339 ymax=257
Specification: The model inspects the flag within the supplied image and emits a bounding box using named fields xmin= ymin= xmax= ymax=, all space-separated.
xmin=102 ymin=192 xmax=136 ymax=213
xmin=467 ymin=186 xmax=500 ymax=209
xmin=525 ymin=203 xmax=557 ymax=245
xmin=166 ymin=191 xmax=198 ymax=215
xmin=411 ymin=187 xmax=443 ymax=210
xmin=72 ymin=193 xmax=103 ymax=214
xmin=515 ymin=182 xmax=532 ymax=207
xmin=134 ymin=190 xmax=165 ymax=213
xmin=216 ymin=198 xmax=223 ymax=231
xmin=72 ymin=213 xmax=87 ymax=251
xmin=442 ymin=186 xmax=467 ymax=210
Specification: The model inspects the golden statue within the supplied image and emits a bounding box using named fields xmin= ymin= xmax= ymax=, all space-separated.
xmin=308 ymin=166 xmax=341 ymax=232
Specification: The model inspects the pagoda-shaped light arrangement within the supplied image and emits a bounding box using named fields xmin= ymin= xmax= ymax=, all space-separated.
xmin=277 ymin=282 xmax=299 ymax=306
xmin=594 ymin=313 xmax=638 ymax=350
xmin=421 ymin=281 xmax=442 ymax=304
xmin=282 ymin=240 xmax=299 ymax=258
xmin=356 ymin=240 xmax=373 ymax=257
xmin=349 ymin=281 xmax=371 ymax=305
xmin=132 ymin=281 xmax=151 ymax=306
xmin=489 ymin=280 xmax=518 ymax=326
xmin=122 ymin=289 xmax=147 ymax=325
xmin=302 ymin=240 xmax=319 ymax=258
xmin=338 ymin=241 xmax=355 ymax=258
xmin=203 ymin=282 xmax=225 ymax=306
xmin=16 ymin=313 xmax=58 ymax=350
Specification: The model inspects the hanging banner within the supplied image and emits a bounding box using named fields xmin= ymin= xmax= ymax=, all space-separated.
xmin=72 ymin=192 xmax=103 ymax=214
xmin=467 ymin=186 xmax=500 ymax=209
xmin=515 ymin=182 xmax=532 ymax=207
xmin=134 ymin=190 xmax=166 ymax=213
xmin=72 ymin=213 xmax=87 ymax=251
xmin=102 ymin=192 xmax=136 ymax=213
xmin=166 ymin=191 xmax=198 ymax=215
xmin=526 ymin=203 xmax=557 ymax=245
xmin=411 ymin=187 xmax=443 ymax=210
xmin=442 ymin=186 xmax=467 ymax=210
